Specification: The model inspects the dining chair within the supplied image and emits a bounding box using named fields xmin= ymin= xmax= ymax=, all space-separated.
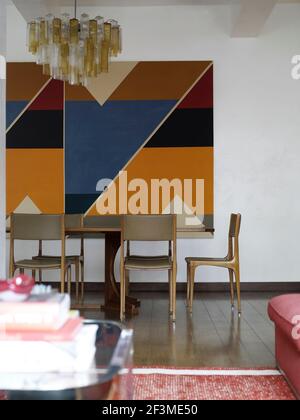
xmin=9 ymin=214 xmax=71 ymax=293
xmin=186 ymin=213 xmax=242 ymax=314
xmin=120 ymin=215 xmax=177 ymax=322
xmin=33 ymin=214 xmax=84 ymax=302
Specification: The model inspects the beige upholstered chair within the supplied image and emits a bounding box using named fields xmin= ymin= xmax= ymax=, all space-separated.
xmin=186 ymin=214 xmax=242 ymax=314
xmin=34 ymin=214 xmax=84 ymax=302
xmin=9 ymin=214 xmax=71 ymax=293
xmin=120 ymin=215 xmax=177 ymax=322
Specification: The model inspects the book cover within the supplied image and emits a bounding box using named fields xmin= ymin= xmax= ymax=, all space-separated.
xmin=0 ymin=293 xmax=70 ymax=331
xmin=0 ymin=317 xmax=83 ymax=341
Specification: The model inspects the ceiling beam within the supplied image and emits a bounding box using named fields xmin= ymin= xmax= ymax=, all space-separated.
xmin=232 ymin=0 xmax=278 ymax=38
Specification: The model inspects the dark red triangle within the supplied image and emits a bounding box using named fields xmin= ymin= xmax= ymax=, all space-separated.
xmin=178 ymin=66 xmax=213 ymax=109
xmin=28 ymin=79 xmax=64 ymax=111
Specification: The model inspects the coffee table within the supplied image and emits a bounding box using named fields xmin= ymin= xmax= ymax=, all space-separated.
xmin=0 ymin=321 xmax=133 ymax=400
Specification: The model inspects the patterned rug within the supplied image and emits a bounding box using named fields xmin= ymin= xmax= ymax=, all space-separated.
xmin=0 ymin=368 xmax=295 ymax=400
xmin=132 ymin=368 xmax=296 ymax=401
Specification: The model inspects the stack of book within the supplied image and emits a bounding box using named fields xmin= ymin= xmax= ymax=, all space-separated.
xmin=0 ymin=292 xmax=98 ymax=373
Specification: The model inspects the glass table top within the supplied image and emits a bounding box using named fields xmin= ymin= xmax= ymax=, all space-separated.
xmin=0 ymin=321 xmax=133 ymax=400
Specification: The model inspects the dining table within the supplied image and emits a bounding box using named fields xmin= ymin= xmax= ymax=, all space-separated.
xmin=66 ymin=216 xmax=214 ymax=316
xmin=65 ymin=216 xmax=139 ymax=315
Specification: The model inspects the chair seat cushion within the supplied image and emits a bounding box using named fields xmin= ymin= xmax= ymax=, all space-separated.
xmin=34 ymin=255 xmax=82 ymax=263
xmin=15 ymin=258 xmax=69 ymax=270
xmin=129 ymin=255 xmax=169 ymax=260
xmin=125 ymin=256 xmax=172 ymax=270
xmin=268 ymin=294 xmax=300 ymax=352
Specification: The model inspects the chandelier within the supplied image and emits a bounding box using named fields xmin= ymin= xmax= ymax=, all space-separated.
xmin=27 ymin=0 xmax=122 ymax=87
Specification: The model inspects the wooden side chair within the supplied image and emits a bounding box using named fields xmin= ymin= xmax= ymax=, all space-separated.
xmin=186 ymin=213 xmax=242 ymax=314
xmin=120 ymin=215 xmax=177 ymax=322
xmin=9 ymin=214 xmax=71 ymax=293
xmin=33 ymin=214 xmax=85 ymax=302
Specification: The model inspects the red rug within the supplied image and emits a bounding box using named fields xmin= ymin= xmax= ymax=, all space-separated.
xmin=132 ymin=367 xmax=296 ymax=401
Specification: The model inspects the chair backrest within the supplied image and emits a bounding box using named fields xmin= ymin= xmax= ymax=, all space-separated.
xmin=11 ymin=214 xmax=64 ymax=241
xmin=229 ymin=213 xmax=242 ymax=239
xmin=83 ymin=215 xmax=121 ymax=229
xmin=65 ymin=214 xmax=83 ymax=229
xmin=123 ymin=215 xmax=176 ymax=242
xmin=227 ymin=213 xmax=241 ymax=260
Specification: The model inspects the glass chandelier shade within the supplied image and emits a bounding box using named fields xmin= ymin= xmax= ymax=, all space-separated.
xmin=27 ymin=12 xmax=122 ymax=87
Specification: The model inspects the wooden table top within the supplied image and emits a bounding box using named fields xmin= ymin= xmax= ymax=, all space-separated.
xmin=6 ymin=221 xmax=215 ymax=235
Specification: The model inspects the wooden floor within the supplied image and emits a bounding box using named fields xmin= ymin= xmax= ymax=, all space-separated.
xmin=80 ymin=291 xmax=278 ymax=368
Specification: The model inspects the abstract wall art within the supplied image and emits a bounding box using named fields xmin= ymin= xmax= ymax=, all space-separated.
xmin=6 ymin=61 xmax=214 ymax=236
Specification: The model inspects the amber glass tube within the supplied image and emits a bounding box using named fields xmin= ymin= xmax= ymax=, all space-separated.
xmin=101 ymin=40 xmax=109 ymax=73
xmin=104 ymin=22 xmax=111 ymax=44
xmin=39 ymin=20 xmax=47 ymax=45
xmin=29 ymin=22 xmax=38 ymax=53
xmin=85 ymin=38 xmax=96 ymax=77
xmin=89 ymin=20 xmax=97 ymax=43
xmin=70 ymin=18 xmax=79 ymax=44
xmin=60 ymin=43 xmax=69 ymax=78
xmin=97 ymin=42 xmax=102 ymax=74
xmin=43 ymin=64 xmax=51 ymax=76
xmin=53 ymin=18 xmax=62 ymax=44
xmin=111 ymin=26 xmax=119 ymax=57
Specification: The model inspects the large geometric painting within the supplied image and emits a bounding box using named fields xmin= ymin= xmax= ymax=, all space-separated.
xmin=6 ymin=63 xmax=64 ymax=214
xmin=6 ymin=61 xmax=214 ymax=235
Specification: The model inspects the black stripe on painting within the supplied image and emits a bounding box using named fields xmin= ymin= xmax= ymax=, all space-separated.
xmin=6 ymin=110 xmax=63 ymax=149
xmin=145 ymin=108 xmax=213 ymax=148
xmin=65 ymin=194 xmax=100 ymax=214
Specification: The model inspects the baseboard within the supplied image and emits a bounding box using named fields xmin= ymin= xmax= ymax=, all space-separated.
xmin=51 ymin=282 xmax=300 ymax=293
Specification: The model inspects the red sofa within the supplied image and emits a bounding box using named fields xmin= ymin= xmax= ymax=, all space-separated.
xmin=268 ymin=294 xmax=300 ymax=399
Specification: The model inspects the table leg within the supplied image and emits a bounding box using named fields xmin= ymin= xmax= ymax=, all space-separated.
xmin=101 ymin=232 xmax=140 ymax=315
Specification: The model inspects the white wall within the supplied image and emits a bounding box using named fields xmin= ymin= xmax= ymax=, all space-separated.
xmin=5 ymin=4 xmax=300 ymax=283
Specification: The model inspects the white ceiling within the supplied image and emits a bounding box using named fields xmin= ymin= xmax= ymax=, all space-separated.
xmin=10 ymin=0 xmax=300 ymax=38
xmin=11 ymin=0 xmax=300 ymax=6
xmin=12 ymin=0 xmax=238 ymax=7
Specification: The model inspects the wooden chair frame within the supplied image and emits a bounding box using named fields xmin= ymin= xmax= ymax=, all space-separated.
xmin=186 ymin=213 xmax=242 ymax=314
xmin=34 ymin=215 xmax=85 ymax=302
xmin=120 ymin=215 xmax=177 ymax=322
xmin=9 ymin=214 xmax=70 ymax=294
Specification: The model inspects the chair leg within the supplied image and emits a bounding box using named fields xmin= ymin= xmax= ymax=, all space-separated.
xmin=124 ymin=270 xmax=127 ymax=316
xmin=168 ymin=270 xmax=173 ymax=315
xmin=229 ymin=269 xmax=235 ymax=309
xmin=9 ymin=262 xmax=14 ymax=278
xmin=189 ymin=266 xmax=196 ymax=313
xmin=38 ymin=270 xmax=42 ymax=284
xmin=171 ymin=266 xmax=177 ymax=322
xmin=234 ymin=266 xmax=241 ymax=315
xmin=61 ymin=267 xmax=66 ymax=294
xmin=32 ymin=270 xmax=36 ymax=282
xmin=75 ymin=260 xmax=80 ymax=303
xmin=186 ymin=263 xmax=190 ymax=308
xmin=125 ymin=270 xmax=130 ymax=297
xmin=67 ymin=266 xmax=72 ymax=297
xmin=120 ymin=266 xmax=125 ymax=322
xmin=80 ymin=261 xmax=85 ymax=303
